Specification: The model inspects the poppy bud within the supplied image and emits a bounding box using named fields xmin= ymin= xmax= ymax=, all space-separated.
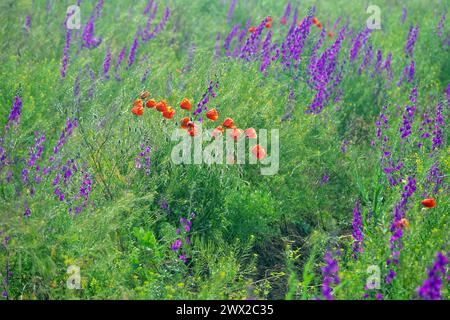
xmin=146 ymin=99 xmax=157 ymax=108
xmin=206 ymin=108 xmax=219 ymax=121
xmin=421 ymin=198 xmax=436 ymax=208
xmin=395 ymin=218 xmax=409 ymax=229
xmin=156 ymin=100 xmax=167 ymax=112
xmin=162 ymin=106 xmax=175 ymax=119
xmin=211 ymin=125 xmax=224 ymax=138
xmin=244 ymin=128 xmax=257 ymax=139
xmin=188 ymin=127 xmax=196 ymax=136
xmin=229 ymin=128 xmax=243 ymax=141
xmin=133 ymin=99 xmax=143 ymax=107
xmin=140 ymin=91 xmax=150 ymax=99
xmin=180 ymin=98 xmax=192 ymax=110
xmin=131 ymin=105 xmax=144 ymax=116
xmin=187 ymin=121 xmax=195 ymax=129
xmin=180 ymin=117 xmax=190 ymax=129
xmin=223 ymin=118 xmax=234 ymax=129
xmin=251 ymin=144 xmax=266 ymax=160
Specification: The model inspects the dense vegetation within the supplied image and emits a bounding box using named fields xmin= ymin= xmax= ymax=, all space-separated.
xmin=0 ymin=0 xmax=448 ymax=300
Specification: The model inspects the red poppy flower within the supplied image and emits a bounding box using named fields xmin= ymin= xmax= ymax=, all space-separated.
xmin=244 ymin=128 xmax=257 ymax=139
xmin=312 ymin=17 xmax=319 ymax=25
xmin=395 ymin=218 xmax=409 ymax=229
xmin=187 ymin=121 xmax=195 ymax=130
xmin=251 ymin=144 xmax=266 ymax=160
xmin=133 ymin=99 xmax=143 ymax=107
xmin=280 ymin=17 xmax=287 ymax=25
xmin=131 ymin=105 xmax=144 ymax=116
xmin=162 ymin=106 xmax=175 ymax=119
xmin=223 ymin=118 xmax=234 ymax=129
xmin=180 ymin=117 xmax=190 ymax=129
xmin=146 ymin=99 xmax=157 ymax=108
xmin=328 ymin=31 xmax=334 ymax=38
xmin=229 ymin=128 xmax=242 ymax=141
xmin=206 ymin=108 xmax=219 ymax=121
xmin=180 ymin=98 xmax=192 ymax=110
xmin=248 ymin=26 xmax=256 ymax=33
xmin=265 ymin=21 xmax=272 ymax=28
xmin=140 ymin=91 xmax=150 ymax=99
xmin=317 ymin=22 xmax=323 ymax=29
xmin=156 ymin=100 xmax=167 ymax=112
xmin=188 ymin=126 xmax=196 ymax=136
xmin=421 ymin=198 xmax=436 ymax=208
xmin=211 ymin=125 xmax=224 ymax=138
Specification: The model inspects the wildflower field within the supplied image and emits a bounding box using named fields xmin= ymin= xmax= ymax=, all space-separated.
xmin=0 ymin=0 xmax=449 ymax=301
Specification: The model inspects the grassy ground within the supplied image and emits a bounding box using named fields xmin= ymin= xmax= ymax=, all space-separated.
xmin=0 ymin=0 xmax=449 ymax=300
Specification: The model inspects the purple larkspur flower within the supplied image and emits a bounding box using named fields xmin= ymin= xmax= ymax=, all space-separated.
xmin=102 ymin=47 xmax=112 ymax=79
xmin=171 ymin=239 xmax=181 ymax=251
xmin=423 ymin=162 xmax=444 ymax=197
xmin=24 ymin=203 xmax=31 ymax=217
xmin=24 ymin=15 xmax=31 ymax=32
xmin=260 ymin=30 xmax=274 ymax=73
xmin=386 ymin=176 xmax=417 ymax=284
xmin=114 ymin=46 xmax=127 ymax=81
xmin=399 ymin=87 xmax=417 ymax=143
xmin=135 ymin=144 xmax=152 ymax=175
xmin=74 ymin=75 xmax=81 ymax=98
xmin=407 ymin=60 xmax=415 ymax=83
xmin=374 ymin=49 xmax=383 ymax=74
xmin=224 ymin=24 xmax=239 ymax=56
xmin=417 ymin=252 xmax=449 ymax=300
xmin=215 ymin=32 xmax=221 ymax=58
xmin=401 ymin=7 xmax=407 ymax=24
xmin=226 ymin=0 xmax=238 ymax=24
xmin=27 ymin=131 xmax=45 ymax=168
xmin=404 ymin=25 xmax=419 ymax=57
xmin=349 ymin=29 xmax=370 ymax=62
xmin=71 ymin=172 xmax=93 ymax=215
xmin=383 ymin=52 xmax=393 ymax=81
xmin=143 ymin=0 xmax=154 ymax=15
xmin=95 ymin=0 xmax=104 ymax=19
xmin=352 ymin=199 xmax=364 ymax=259
xmin=82 ymin=15 xmax=102 ymax=49
xmin=280 ymin=1 xmax=291 ymax=23
xmin=127 ymin=36 xmax=139 ymax=68
xmin=5 ymin=95 xmax=23 ymax=132
xmin=321 ymin=251 xmax=340 ymax=300
xmin=432 ymin=101 xmax=444 ymax=150
xmin=53 ymin=118 xmax=78 ymax=157
xmin=60 ymin=29 xmax=72 ymax=78
xmin=358 ymin=44 xmax=373 ymax=75
xmin=436 ymin=13 xmax=446 ymax=37
xmin=193 ymin=80 xmax=219 ymax=117
xmin=142 ymin=6 xmax=170 ymax=41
